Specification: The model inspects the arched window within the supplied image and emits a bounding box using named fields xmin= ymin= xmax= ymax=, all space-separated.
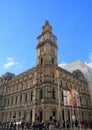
xmin=52 ymin=72 xmax=54 ymax=78
xmin=62 ymin=91 xmax=63 ymax=102
xmin=52 ymin=88 xmax=55 ymax=99
xmin=66 ymin=82 xmax=68 ymax=87
xmin=15 ymin=96 xmax=17 ymax=105
xmin=40 ymin=89 xmax=43 ymax=99
xmin=7 ymin=98 xmax=9 ymax=106
xmin=11 ymin=97 xmax=13 ymax=106
xmin=31 ymin=92 xmax=33 ymax=101
xmin=52 ymin=107 xmax=56 ymax=117
xmin=30 ymin=110 xmax=32 ymax=122
xmin=61 ymin=80 xmax=62 ymax=87
xmin=19 ymin=112 xmax=21 ymax=120
xmin=41 ymin=57 xmax=43 ymax=65
xmin=38 ymin=108 xmax=43 ymax=122
xmin=52 ymin=57 xmax=54 ymax=64
xmin=25 ymin=93 xmax=27 ymax=103
xmin=62 ymin=109 xmax=64 ymax=121
xmin=4 ymin=98 xmax=6 ymax=107
xmin=82 ymin=111 xmax=84 ymax=120
xmin=20 ymin=94 xmax=22 ymax=104
xmin=40 ymin=111 xmax=43 ymax=122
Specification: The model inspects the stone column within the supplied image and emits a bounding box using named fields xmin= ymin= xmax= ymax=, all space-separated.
xmin=7 ymin=112 xmax=11 ymax=122
xmin=10 ymin=112 xmax=12 ymax=122
xmin=16 ymin=111 xmax=19 ymax=122
xmin=13 ymin=96 xmax=16 ymax=107
xmin=10 ymin=111 xmax=13 ymax=121
xmin=6 ymin=98 xmax=8 ymax=108
xmin=84 ymin=111 xmax=88 ymax=120
xmin=21 ymin=110 xmax=24 ymax=120
xmin=27 ymin=92 xmax=31 ymax=105
xmin=9 ymin=97 xmax=11 ymax=107
xmin=32 ymin=108 xmax=36 ymax=122
xmin=28 ymin=81 xmax=30 ymax=88
xmin=22 ymin=93 xmax=25 ymax=106
xmin=69 ymin=109 xmax=72 ymax=121
xmin=3 ymin=112 xmax=6 ymax=122
xmin=17 ymin=94 xmax=20 ymax=106
xmin=48 ymin=106 xmax=52 ymax=121
xmin=11 ymin=111 xmax=15 ymax=122
xmin=26 ymin=110 xmax=30 ymax=122
xmin=5 ymin=112 xmax=7 ymax=122
xmin=7 ymin=112 xmax=9 ymax=122
xmin=44 ymin=107 xmax=49 ymax=121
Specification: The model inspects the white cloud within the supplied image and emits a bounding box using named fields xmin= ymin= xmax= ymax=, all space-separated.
xmin=85 ymin=52 xmax=92 ymax=68
xmin=4 ymin=57 xmax=19 ymax=69
xmin=58 ymin=62 xmax=67 ymax=68
xmin=85 ymin=62 xmax=92 ymax=68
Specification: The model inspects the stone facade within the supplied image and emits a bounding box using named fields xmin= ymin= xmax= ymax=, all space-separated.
xmin=64 ymin=60 xmax=92 ymax=106
xmin=0 ymin=21 xmax=92 ymax=123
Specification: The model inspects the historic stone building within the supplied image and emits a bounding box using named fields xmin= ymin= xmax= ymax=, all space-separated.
xmin=0 ymin=21 xmax=92 ymax=123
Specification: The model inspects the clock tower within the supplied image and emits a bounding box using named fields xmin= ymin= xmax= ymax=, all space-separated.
xmin=36 ymin=20 xmax=58 ymax=66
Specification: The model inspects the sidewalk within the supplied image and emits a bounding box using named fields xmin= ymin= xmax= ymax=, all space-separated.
xmin=1 ymin=127 xmax=91 ymax=130
xmin=50 ymin=128 xmax=92 ymax=130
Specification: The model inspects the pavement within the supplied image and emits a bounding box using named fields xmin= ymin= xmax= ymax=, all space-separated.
xmin=0 ymin=128 xmax=92 ymax=130
xmin=57 ymin=128 xmax=91 ymax=130
xmin=56 ymin=128 xmax=91 ymax=130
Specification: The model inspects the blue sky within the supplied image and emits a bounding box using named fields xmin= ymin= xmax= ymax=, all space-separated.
xmin=0 ymin=0 xmax=92 ymax=76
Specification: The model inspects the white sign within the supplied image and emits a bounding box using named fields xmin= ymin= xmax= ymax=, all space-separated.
xmin=72 ymin=115 xmax=75 ymax=120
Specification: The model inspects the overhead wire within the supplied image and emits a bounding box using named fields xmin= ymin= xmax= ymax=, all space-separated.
xmin=61 ymin=0 xmax=92 ymax=57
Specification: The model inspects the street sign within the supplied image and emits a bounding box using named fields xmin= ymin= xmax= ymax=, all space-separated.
xmin=72 ymin=115 xmax=75 ymax=120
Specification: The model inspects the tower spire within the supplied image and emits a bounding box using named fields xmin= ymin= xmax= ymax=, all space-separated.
xmin=42 ymin=20 xmax=52 ymax=34
xmin=36 ymin=20 xmax=58 ymax=66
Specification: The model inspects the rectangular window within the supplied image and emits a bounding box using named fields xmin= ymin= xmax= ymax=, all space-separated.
xmin=52 ymin=89 xmax=55 ymax=99
xmin=40 ymin=89 xmax=42 ymax=99
xmin=31 ymin=92 xmax=33 ymax=101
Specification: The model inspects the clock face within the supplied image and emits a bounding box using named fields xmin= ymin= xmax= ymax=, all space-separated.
xmin=50 ymin=35 xmax=55 ymax=42
xmin=40 ymin=36 xmax=44 ymax=42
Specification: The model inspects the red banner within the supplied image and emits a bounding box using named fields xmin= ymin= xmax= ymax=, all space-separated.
xmin=63 ymin=90 xmax=81 ymax=106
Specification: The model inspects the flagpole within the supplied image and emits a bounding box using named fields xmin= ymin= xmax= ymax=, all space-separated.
xmin=70 ymin=89 xmax=75 ymax=129
xmin=69 ymin=103 xmax=72 ymax=129
xmin=58 ymin=80 xmax=61 ymax=130
xmin=69 ymin=90 xmax=73 ymax=129
xmin=72 ymin=105 xmax=75 ymax=129
xmin=67 ymin=90 xmax=72 ymax=128
xmin=76 ymin=91 xmax=80 ymax=129
xmin=64 ymin=104 xmax=66 ymax=128
xmin=77 ymin=104 xmax=80 ymax=129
